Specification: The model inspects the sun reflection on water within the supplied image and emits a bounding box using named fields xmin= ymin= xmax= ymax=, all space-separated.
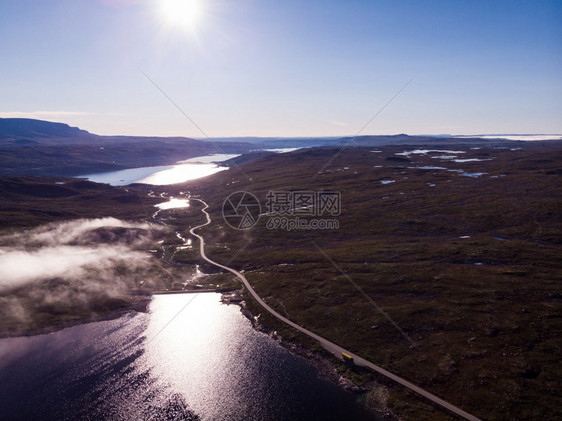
xmin=155 ymin=197 xmax=190 ymax=209
xmin=0 ymin=293 xmax=377 ymax=420
xmin=140 ymin=163 xmax=228 ymax=185
xmin=143 ymin=293 xmax=260 ymax=418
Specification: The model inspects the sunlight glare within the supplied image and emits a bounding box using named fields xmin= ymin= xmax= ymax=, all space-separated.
xmin=161 ymin=0 xmax=203 ymax=28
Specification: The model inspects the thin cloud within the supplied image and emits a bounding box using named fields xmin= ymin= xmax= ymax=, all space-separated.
xmin=0 ymin=111 xmax=96 ymax=118
xmin=326 ymin=120 xmax=349 ymax=127
xmin=0 ymin=111 xmax=126 ymax=119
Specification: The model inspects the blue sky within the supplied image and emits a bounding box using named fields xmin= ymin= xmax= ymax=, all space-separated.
xmin=1 ymin=0 xmax=561 ymax=137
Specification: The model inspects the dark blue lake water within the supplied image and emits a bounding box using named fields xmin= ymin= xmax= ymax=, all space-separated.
xmin=0 ymin=294 xmax=376 ymax=420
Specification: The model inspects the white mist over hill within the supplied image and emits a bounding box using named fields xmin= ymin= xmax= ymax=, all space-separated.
xmin=0 ymin=218 xmax=167 ymax=332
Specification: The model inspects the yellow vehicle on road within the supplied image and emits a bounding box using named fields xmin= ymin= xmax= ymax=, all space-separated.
xmin=341 ymin=352 xmax=354 ymax=364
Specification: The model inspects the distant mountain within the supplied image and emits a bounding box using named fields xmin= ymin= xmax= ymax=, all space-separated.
xmin=0 ymin=118 xmax=93 ymax=139
xmin=0 ymin=118 xmax=256 ymax=176
xmin=2 ymin=117 xmax=558 ymax=178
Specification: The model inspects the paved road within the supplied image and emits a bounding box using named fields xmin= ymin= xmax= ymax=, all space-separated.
xmin=189 ymin=199 xmax=481 ymax=421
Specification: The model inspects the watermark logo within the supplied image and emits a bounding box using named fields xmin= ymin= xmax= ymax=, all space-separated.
xmin=265 ymin=190 xmax=340 ymax=231
xmin=222 ymin=191 xmax=261 ymax=230
xmin=265 ymin=216 xmax=339 ymax=231
xmin=265 ymin=190 xmax=341 ymax=216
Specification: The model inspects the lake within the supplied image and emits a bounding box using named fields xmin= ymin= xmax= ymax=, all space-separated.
xmin=79 ymin=154 xmax=240 ymax=186
xmin=79 ymin=150 xmax=302 ymax=186
xmin=0 ymin=294 xmax=377 ymax=420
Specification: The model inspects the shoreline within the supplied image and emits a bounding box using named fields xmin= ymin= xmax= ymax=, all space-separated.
xmin=232 ymin=292 xmax=397 ymax=420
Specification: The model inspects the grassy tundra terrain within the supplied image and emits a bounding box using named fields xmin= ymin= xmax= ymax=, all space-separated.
xmin=1 ymin=138 xmax=560 ymax=419
xmin=0 ymin=176 xmax=160 ymax=230
xmin=160 ymin=142 xmax=562 ymax=420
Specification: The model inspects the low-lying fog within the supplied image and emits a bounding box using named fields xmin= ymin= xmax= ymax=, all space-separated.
xmin=0 ymin=218 xmax=168 ymax=334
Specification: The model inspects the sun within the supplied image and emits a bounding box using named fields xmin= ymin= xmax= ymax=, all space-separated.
xmin=160 ymin=0 xmax=203 ymax=28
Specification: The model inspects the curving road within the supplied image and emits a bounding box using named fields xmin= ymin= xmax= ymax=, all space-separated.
xmin=189 ymin=198 xmax=481 ymax=421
